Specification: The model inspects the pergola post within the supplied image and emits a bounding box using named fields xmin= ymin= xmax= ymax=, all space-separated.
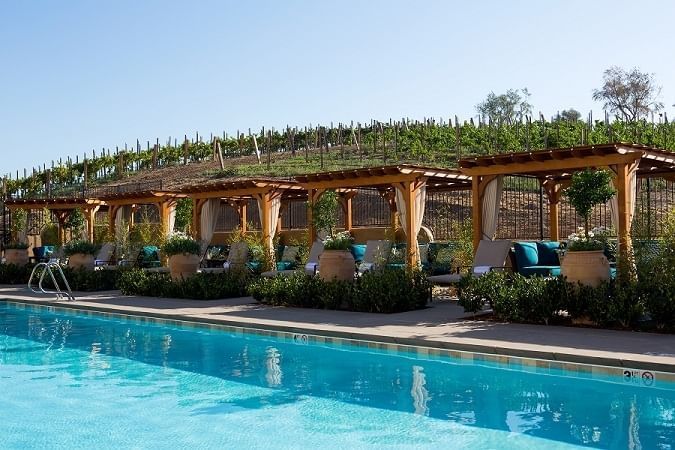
xmin=158 ymin=199 xmax=177 ymax=238
xmin=471 ymin=176 xmax=483 ymax=252
xmin=238 ymin=200 xmax=248 ymax=233
xmin=614 ymin=162 xmax=632 ymax=260
xmin=338 ymin=191 xmax=356 ymax=232
xmin=542 ymin=180 xmax=564 ymax=242
xmin=84 ymin=206 xmax=99 ymax=243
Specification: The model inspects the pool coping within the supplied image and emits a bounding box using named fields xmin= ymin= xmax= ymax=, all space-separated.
xmin=2 ymin=295 xmax=675 ymax=385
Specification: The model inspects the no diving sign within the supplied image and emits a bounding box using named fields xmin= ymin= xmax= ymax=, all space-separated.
xmin=623 ymin=369 xmax=656 ymax=387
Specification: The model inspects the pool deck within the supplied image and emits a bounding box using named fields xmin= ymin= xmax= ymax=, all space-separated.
xmin=2 ymin=285 xmax=675 ymax=373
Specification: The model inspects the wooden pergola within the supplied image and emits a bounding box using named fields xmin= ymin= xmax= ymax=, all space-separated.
xmin=459 ymin=143 xmax=675 ymax=258
xmin=182 ymin=177 xmax=305 ymax=257
xmin=296 ymin=164 xmax=471 ymax=266
xmin=4 ymin=197 xmax=103 ymax=244
xmin=95 ymin=190 xmax=186 ymax=238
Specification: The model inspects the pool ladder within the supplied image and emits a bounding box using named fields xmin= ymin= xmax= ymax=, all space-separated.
xmin=28 ymin=260 xmax=75 ymax=301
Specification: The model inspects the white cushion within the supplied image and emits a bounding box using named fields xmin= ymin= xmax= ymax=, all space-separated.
xmin=473 ymin=265 xmax=491 ymax=275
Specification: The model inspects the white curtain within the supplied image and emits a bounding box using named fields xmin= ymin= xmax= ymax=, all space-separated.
xmin=256 ymin=196 xmax=282 ymax=239
xmin=395 ymin=184 xmax=427 ymax=239
xmin=481 ymin=176 xmax=503 ymax=240
xmin=609 ymin=167 xmax=638 ymax=244
xmin=166 ymin=203 xmax=177 ymax=238
xmin=200 ymin=199 xmax=221 ymax=252
xmin=114 ymin=206 xmax=129 ymax=235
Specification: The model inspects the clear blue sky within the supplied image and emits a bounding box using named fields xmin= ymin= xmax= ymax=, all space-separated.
xmin=1 ymin=0 xmax=673 ymax=175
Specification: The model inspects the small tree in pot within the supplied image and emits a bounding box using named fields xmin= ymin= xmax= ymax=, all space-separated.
xmin=5 ymin=209 xmax=29 ymax=265
xmin=562 ymin=168 xmax=616 ymax=286
xmin=163 ymin=233 xmax=201 ymax=280
xmin=311 ymin=191 xmax=354 ymax=281
xmin=64 ymin=240 xmax=100 ymax=270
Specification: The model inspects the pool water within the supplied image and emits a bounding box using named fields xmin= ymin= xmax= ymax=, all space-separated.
xmin=0 ymin=303 xmax=673 ymax=449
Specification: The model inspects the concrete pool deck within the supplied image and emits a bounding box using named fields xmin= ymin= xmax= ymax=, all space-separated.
xmin=2 ymin=285 xmax=675 ymax=373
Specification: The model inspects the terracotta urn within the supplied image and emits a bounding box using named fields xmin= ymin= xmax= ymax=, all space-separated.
xmin=5 ymin=249 xmax=29 ymax=266
xmin=169 ymin=254 xmax=200 ymax=281
xmin=319 ymin=250 xmax=355 ymax=281
xmin=68 ymin=253 xmax=96 ymax=270
xmin=560 ymin=250 xmax=611 ymax=287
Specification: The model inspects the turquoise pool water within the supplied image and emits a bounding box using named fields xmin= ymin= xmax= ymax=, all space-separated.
xmin=0 ymin=302 xmax=673 ymax=449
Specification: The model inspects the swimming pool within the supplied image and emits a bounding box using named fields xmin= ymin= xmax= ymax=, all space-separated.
xmin=1 ymin=301 xmax=673 ymax=449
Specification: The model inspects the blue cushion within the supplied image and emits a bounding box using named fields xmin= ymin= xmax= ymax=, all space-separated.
xmin=350 ymin=244 xmax=367 ymax=263
xmin=276 ymin=261 xmax=294 ymax=271
xmin=537 ymin=241 xmax=560 ymax=266
xmin=520 ymin=265 xmax=561 ymax=277
xmin=514 ymin=242 xmax=539 ymax=268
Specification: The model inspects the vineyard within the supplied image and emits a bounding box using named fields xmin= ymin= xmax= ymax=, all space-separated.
xmin=3 ymin=114 xmax=675 ymax=199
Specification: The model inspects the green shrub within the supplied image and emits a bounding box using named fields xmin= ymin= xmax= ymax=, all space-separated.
xmin=458 ymin=270 xmax=508 ymax=314
xmin=63 ymin=240 xmax=99 ymax=256
xmin=162 ymin=233 xmax=201 ymax=256
xmin=249 ymin=269 xmax=429 ymax=313
xmin=5 ymin=242 xmax=29 ymax=249
xmin=42 ymin=267 xmax=120 ymax=292
xmin=0 ymin=263 xmax=34 ymax=284
xmin=118 ymin=269 xmax=250 ymax=300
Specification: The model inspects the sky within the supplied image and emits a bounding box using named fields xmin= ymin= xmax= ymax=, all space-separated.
xmin=1 ymin=0 xmax=674 ymax=175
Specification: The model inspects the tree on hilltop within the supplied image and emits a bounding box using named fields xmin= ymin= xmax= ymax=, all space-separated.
xmin=476 ymin=88 xmax=532 ymax=124
xmin=592 ymin=66 xmax=663 ymax=122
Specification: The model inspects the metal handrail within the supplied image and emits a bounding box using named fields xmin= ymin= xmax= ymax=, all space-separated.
xmin=28 ymin=260 xmax=75 ymax=301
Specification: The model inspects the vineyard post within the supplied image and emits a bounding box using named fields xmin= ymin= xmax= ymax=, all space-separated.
xmin=454 ymin=115 xmax=460 ymax=161
xmin=267 ymin=129 xmax=272 ymax=170
xmin=183 ymin=135 xmax=189 ymax=165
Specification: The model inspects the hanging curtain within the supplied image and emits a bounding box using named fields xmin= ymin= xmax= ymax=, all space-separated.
xmin=256 ymin=196 xmax=282 ymax=239
xmin=114 ymin=206 xmax=129 ymax=236
xmin=395 ymin=184 xmax=427 ymax=239
xmin=609 ymin=168 xmax=639 ymax=244
xmin=481 ymin=176 xmax=503 ymax=240
xmin=200 ymin=199 xmax=221 ymax=253
xmin=166 ymin=203 xmax=177 ymax=237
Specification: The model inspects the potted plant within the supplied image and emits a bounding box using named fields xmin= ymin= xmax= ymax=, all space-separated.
xmin=163 ymin=233 xmax=201 ymax=280
xmin=561 ymin=168 xmax=616 ymax=286
xmin=312 ymin=191 xmax=355 ymax=281
xmin=64 ymin=240 xmax=100 ymax=270
xmin=5 ymin=209 xmax=29 ymax=265
xmin=4 ymin=242 xmax=30 ymax=266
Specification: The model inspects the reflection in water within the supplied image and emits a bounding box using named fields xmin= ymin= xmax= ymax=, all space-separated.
xmin=265 ymin=347 xmax=283 ymax=387
xmin=411 ymin=365 xmax=430 ymax=416
xmin=1 ymin=305 xmax=674 ymax=449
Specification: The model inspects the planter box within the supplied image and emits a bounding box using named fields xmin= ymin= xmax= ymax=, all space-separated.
xmin=169 ymin=254 xmax=200 ymax=281
xmin=68 ymin=253 xmax=96 ymax=270
xmin=560 ymin=250 xmax=610 ymax=287
xmin=5 ymin=249 xmax=29 ymax=266
xmin=319 ymin=250 xmax=355 ymax=282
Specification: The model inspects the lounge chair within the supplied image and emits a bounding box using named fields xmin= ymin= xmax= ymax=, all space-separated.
xmin=260 ymin=245 xmax=300 ymax=278
xmin=261 ymin=243 xmax=323 ymax=278
xmin=94 ymin=243 xmax=115 ymax=267
xmin=427 ymin=240 xmax=512 ymax=285
xmin=357 ymin=240 xmax=392 ymax=275
xmin=303 ymin=241 xmax=325 ymax=276
xmin=199 ymin=241 xmax=249 ymax=274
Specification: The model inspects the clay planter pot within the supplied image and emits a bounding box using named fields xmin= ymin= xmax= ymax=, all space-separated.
xmin=5 ymin=249 xmax=29 ymax=266
xmin=560 ymin=250 xmax=611 ymax=287
xmin=68 ymin=253 xmax=96 ymax=270
xmin=168 ymin=254 xmax=200 ymax=281
xmin=319 ymin=250 xmax=355 ymax=282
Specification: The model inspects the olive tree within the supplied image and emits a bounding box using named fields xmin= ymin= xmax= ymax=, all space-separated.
xmin=592 ymin=66 xmax=663 ymax=121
